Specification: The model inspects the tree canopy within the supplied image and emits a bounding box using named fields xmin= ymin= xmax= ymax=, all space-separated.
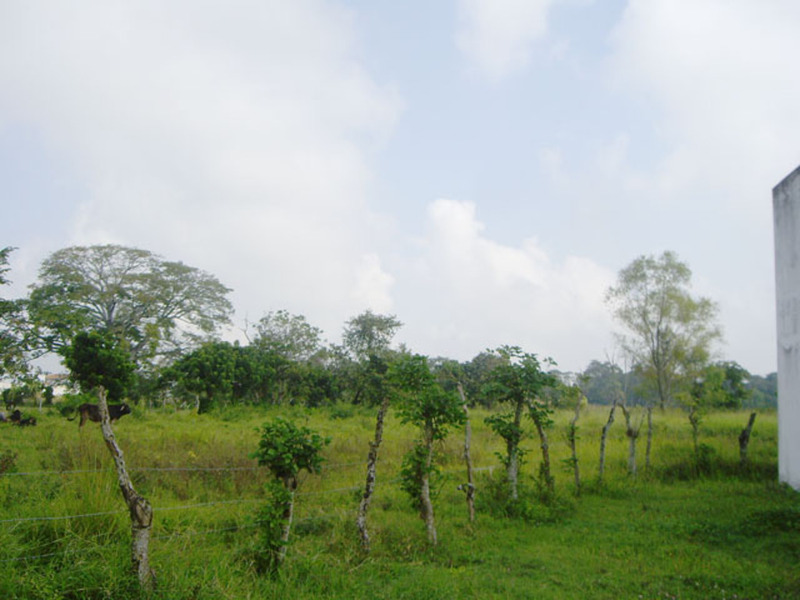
xmin=0 ymin=247 xmax=28 ymax=379
xmin=251 ymin=310 xmax=323 ymax=362
xmin=63 ymin=331 xmax=135 ymax=402
xmin=342 ymin=310 xmax=402 ymax=361
xmin=605 ymin=251 xmax=722 ymax=408
xmin=27 ymin=244 xmax=234 ymax=364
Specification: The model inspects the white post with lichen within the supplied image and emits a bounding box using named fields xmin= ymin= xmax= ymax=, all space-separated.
xmin=97 ymin=388 xmax=155 ymax=590
xmin=773 ymin=165 xmax=800 ymax=490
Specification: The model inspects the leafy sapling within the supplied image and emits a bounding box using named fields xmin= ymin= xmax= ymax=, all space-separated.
xmin=391 ymin=353 xmax=465 ymax=545
xmin=482 ymin=346 xmax=557 ymax=501
xmin=251 ymin=418 xmax=330 ymax=573
xmin=62 ymin=331 xmax=154 ymax=591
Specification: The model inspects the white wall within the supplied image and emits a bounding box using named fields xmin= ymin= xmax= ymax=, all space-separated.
xmin=773 ymin=165 xmax=800 ymax=490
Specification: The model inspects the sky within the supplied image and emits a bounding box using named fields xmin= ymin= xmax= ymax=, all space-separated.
xmin=1 ymin=0 xmax=799 ymax=376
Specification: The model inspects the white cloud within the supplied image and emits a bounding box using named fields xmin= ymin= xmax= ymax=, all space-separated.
xmin=600 ymin=0 xmax=800 ymax=374
xmin=610 ymin=0 xmax=800 ymax=208
xmin=0 ymin=0 xmax=403 ymax=336
xmin=352 ymin=253 xmax=395 ymax=313
xmin=455 ymin=0 xmax=559 ymax=80
xmin=397 ymin=198 xmax=616 ymax=370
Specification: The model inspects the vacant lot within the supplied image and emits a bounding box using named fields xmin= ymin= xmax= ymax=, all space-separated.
xmin=1 ymin=405 xmax=797 ymax=599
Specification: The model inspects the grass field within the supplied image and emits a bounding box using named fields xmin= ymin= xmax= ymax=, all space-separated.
xmin=0 ymin=404 xmax=797 ymax=599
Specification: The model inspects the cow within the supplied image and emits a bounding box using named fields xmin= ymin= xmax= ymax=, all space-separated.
xmin=68 ymin=403 xmax=132 ymax=428
xmin=7 ymin=410 xmax=35 ymax=426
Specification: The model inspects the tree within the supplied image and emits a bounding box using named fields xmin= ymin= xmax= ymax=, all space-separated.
xmin=0 ymin=247 xmax=28 ymax=379
xmin=391 ymin=353 xmax=465 ymax=545
xmin=716 ymin=361 xmax=752 ymax=409
xmin=606 ymin=251 xmax=722 ymax=410
xmin=747 ymin=372 xmax=777 ymax=408
xmin=342 ymin=310 xmax=402 ymax=361
xmin=677 ymin=361 xmax=753 ymax=470
xmin=346 ymin=311 xmax=403 ymax=548
xmin=251 ymin=418 xmax=329 ymax=573
xmin=28 ymin=244 xmax=233 ymax=364
xmin=251 ymin=310 xmax=323 ymax=362
xmin=460 ymin=351 xmax=507 ymax=408
xmin=482 ymin=346 xmax=557 ymax=500
xmin=62 ymin=331 xmax=153 ymax=591
xmin=63 ymin=331 xmax=134 ymax=403
xmin=162 ymin=340 xmax=239 ymax=413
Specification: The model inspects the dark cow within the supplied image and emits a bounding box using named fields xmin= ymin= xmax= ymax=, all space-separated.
xmin=8 ymin=410 xmax=35 ymax=426
xmin=68 ymin=403 xmax=132 ymax=428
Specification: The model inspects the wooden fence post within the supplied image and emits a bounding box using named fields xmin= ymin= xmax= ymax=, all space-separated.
xmin=97 ymin=388 xmax=155 ymax=591
xmin=356 ymin=396 xmax=389 ymax=552
xmin=457 ymin=384 xmax=475 ymax=523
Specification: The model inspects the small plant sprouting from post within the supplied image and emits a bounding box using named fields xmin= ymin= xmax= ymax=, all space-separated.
xmin=399 ymin=442 xmax=441 ymax=514
xmin=62 ymin=331 xmax=155 ymax=592
xmin=562 ymin=385 xmax=584 ymax=495
xmin=482 ymin=346 xmax=557 ymax=502
xmin=390 ymin=353 xmax=465 ymax=545
xmin=250 ymin=418 xmax=330 ymax=574
xmin=458 ymin=383 xmax=476 ymax=523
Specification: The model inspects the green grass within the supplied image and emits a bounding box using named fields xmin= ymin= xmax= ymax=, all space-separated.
xmin=0 ymin=404 xmax=797 ymax=599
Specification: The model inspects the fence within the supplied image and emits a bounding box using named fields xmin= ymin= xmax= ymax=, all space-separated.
xmin=1 ymin=461 xmax=494 ymax=565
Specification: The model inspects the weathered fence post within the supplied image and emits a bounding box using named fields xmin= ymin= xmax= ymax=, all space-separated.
xmin=738 ymin=412 xmax=758 ymax=467
xmin=567 ymin=401 xmax=581 ymax=494
xmin=97 ymin=387 xmax=155 ymax=591
xmin=598 ymin=400 xmax=617 ymax=485
xmin=458 ymin=384 xmax=475 ymax=523
xmin=357 ymin=396 xmax=389 ymax=552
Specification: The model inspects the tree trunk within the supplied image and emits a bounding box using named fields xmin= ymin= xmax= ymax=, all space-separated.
xmin=97 ymin=387 xmax=155 ymax=592
xmin=598 ymin=401 xmax=617 ymax=485
xmin=458 ymin=384 xmax=475 ymax=523
xmin=420 ymin=426 xmax=437 ymax=545
xmin=738 ymin=412 xmax=757 ymax=467
xmin=356 ymin=396 xmax=389 ymax=552
xmin=568 ymin=402 xmax=581 ymax=494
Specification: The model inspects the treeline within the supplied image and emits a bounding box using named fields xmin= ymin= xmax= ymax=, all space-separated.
xmin=580 ymin=360 xmax=777 ymax=409
xmin=0 ymin=244 xmax=775 ymax=412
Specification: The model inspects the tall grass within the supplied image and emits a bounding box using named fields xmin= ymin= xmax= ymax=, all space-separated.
xmin=0 ymin=404 xmax=796 ymax=599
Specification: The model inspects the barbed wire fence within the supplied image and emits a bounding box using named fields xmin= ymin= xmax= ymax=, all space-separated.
xmin=1 ymin=462 xmax=496 ymax=565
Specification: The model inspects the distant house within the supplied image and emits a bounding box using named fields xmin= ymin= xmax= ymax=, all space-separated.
xmin=43 ymin=373 xmax=72 ymax=398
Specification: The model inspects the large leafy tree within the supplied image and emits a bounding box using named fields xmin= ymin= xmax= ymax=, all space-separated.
xmin=342 ymin=310 xmax=402 ymax=361
xmin=338 ymin=310 xmax=403 ymax=406
xmin=163 ymin=340 xmax=239 ymax=413
xmin=0 ymin=247 xmax=29 ymax=379
xmin=251 ymin=310 xmax=323 ymax=362
xmin=605 ymin=251 xmax=722 ymax=409
xmin=27 ymin=244 xmax=233 ymax=364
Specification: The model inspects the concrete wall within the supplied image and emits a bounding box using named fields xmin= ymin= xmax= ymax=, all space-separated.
xmin=773 ymin=165 xmax=800 ymax=490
